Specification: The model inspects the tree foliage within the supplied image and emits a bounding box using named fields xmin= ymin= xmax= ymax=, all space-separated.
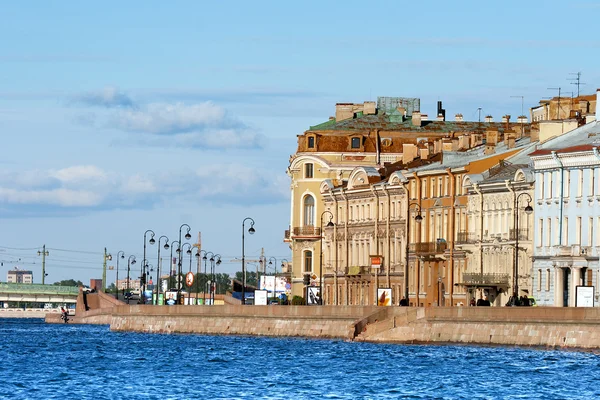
xmin=53 ymin=279 xmax=83 ymax=287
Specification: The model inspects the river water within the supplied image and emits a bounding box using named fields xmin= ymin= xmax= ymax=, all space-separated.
xmin=1 ymin=318 xmax=599 ymax=399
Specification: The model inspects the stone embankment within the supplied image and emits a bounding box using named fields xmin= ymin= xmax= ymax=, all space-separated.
xmin=46 ymin=290 xmax=600 ymax=349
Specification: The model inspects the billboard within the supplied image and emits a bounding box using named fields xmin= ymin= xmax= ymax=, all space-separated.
xmin=165 ymin=291 xmax=178 ymax=306
xmin=260 ymin=276 xmax=288 ymax=294
xmin=254 ymin=290 xmax=268 ymax=305
xmin=576 ymin=286 xmax=594 ymax=307
xmin=377 ymin=288 xmax=392 ymax=306
xmin=307 ymin=287 xmax=321 ymax=305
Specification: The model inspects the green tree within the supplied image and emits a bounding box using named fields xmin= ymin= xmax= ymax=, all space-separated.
xmin=53 ymin=279 xmax=83 ymax=287
xmin=235 ymin=271 xmax=257 ymax=288
xmin=215 ymin=273 xmax=231 ymax=294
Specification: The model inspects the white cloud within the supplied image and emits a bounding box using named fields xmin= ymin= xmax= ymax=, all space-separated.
xmin=0 ymin=163 xmax=288 ymax=216
xmin=74 ymin=86 xmax=135 ymax=108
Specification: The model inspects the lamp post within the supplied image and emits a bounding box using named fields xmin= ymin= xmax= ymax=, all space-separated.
xmin=127 ymin=255 xmax=136 ymax=303
xmin=202 ymin=251 xmax=214 ymax=304
xmin=156 ymin=236 xmax=169 ymax=305
xmin=241 ymin=217 xmax=256 ymax=305
xmin=212 ymin=254 xmax=221 ymax=304
xmin=513 ymin=192 xmax=533 ymax=302
xmin=268 ymin=257 xmax=277 ymax=302
xmin=405 ymin=202 xmax=423 ymax=305
xmin=181 ymin=243 xmax=193 ymax=304
xmin=280 ymin=259 xmax=289 ymax=304
xmin=103 ymin=248 xmax=112 ymax=292
xmin=115 ymin=251 xmax=124 ymax=299
xmin=319 ymin=211 xmax=334 ymax=306
xmin=177 ymin=224 xmax=192 ymax=301
xmin=170 ymin=240 xmax=180 ymax=296
xmin=139 ymin=259 xmax=148 ymax=304
xmin=142 ymin=230 xmax=156 ymax=304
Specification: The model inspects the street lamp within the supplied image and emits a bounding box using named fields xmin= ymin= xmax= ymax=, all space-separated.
xmin=241 ymin=217 xmax=255 ymax=305
xmin=268 ymin=257 xmax=277 ymax=302
xmin=319 ymin=211 xmax=334 ymax=305
xmin=139 ymin=259 xmax=148 ymax=304
xmin=405 ymin=202 xmax=423 ymax=305
xmin=127 ymin=255 xmax=136 ymax=304
xmin=202 ymin=251 xmax=214 ymax=304
xmin=194 ymin=249 xmax=201 ymax=303
xmin=181 ymin=243 xmax=193 ymax=304
xmin=170 ymin=240 xmax=180 ymax=296
xmin=280 ymin=258 xmax=289 ymax=304
xmin=212 ymin=254 xmax=222 ymax=304
xmin=156 ymin=236 xmax=169 ymax=305
xmin=514 ymin=192 xmax=533 ymax=302
xmin=115 ymin=251 xmax=125 ymax=299
xmin=178 ymin=224 xmax=192 ymax=300
xmin=142 ymin=230 xmax=155 ymax=304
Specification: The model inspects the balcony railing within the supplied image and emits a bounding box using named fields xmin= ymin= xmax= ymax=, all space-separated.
xmin=462 ymin=273 xmax=510 ymax=286
xmin=284 ymin=229 xmax=290 ymax=240
xmin=456 ymin=231 xmax=477 ymax=244
xmin=292 ymin=226 xmax=322 ymax=237
xmin=345 ymin=266 xmax=373 ymax=275
xmin=409 ymin=241 xmax=447 ymax=255
xmin=509 ymin=228 xmax=529 ymax=241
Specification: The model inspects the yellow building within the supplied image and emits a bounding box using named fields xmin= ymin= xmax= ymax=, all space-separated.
xmin=286 ymin=97 xmax=531 ymax=302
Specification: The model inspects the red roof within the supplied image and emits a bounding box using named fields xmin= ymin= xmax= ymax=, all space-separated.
xmin=529 ymin=144 xmax=598 ymax=157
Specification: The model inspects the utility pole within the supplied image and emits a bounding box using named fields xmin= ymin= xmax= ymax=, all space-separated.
xmin=103 ymin=248 xmax=112 ymax=292
xmin=37 ymin=245 xmax=49 ymax=285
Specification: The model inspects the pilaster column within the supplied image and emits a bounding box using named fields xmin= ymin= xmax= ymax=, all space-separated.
xmin=554 ymin=266 xmax=564 ymax=307
xmin=570 ymin=265 xmax=581 ymax=307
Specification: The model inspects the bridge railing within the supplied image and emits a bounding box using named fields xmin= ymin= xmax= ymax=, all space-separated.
xmin=0 ymin=283 xmax=79 ymax=295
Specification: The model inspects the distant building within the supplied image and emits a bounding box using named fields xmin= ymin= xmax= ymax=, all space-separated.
xmin=7 ymin=267 xmax=33 ymax=284
xmin=89 ymin=279 xmax=102 ymax=291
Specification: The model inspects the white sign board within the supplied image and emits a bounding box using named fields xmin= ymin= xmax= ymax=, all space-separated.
xmin=254 ymin=290 xmax=268 ymax=306
xmin=576 ymin=286 xmax=594 ymax=307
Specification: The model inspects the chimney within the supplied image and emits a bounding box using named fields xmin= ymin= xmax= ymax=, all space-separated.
xmin=485 ymin=115 xmax=493 ymax=123
xmin=335 ymin=103 xmax=354 ymax=122
xmin=517 ymin=116 xmax=527 ymax=124
xmin=579 ymin=100 xmax=590 ymax=114
xmin=502 ymin=115 xmax=511 ymax=123
xmin=507 ymin=135 xmax=516 ymax=149
xmin=437 ymin=101 xmax=446 ymax=121
xmin=455 ymin=113 xmax=464 ymax=122
xmin=486 ymin=129 xmax=499 ymax=145
xmin=412 ymin=111 xmax=422 ymax=127
xmin=364 ymin=101 xmax=376 ymax=115
xmin=402 ymin=144 xmax=416 ymax=163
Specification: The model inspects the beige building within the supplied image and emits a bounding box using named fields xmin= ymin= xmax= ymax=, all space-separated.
xmin=286 ymin=96 xmax=532 ymax=303
xmin=7 ymin=267 xmax=33 ymax=284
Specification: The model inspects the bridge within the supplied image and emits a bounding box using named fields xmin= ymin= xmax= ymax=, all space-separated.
xmin=0 ymin=283 xmax=79 ymax=304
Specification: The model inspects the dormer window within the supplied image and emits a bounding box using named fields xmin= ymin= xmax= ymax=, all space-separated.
xmin=351 ymin=137 xmax=361 ymax=149
xmin=307 ymin=136 xmax=315 ymax=149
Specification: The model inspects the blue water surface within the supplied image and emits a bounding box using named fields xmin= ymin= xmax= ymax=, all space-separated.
xmin=1 ymin=318 xmax=599 ymax=399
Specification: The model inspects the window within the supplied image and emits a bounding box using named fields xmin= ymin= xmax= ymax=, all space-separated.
xmin=430 ymin=178 xmax=436 ymax=198
xmin=537 ymin=270 xmax=542 ymax=291
xmin=546 ymin=269 xmax=551 ymax=291
xmin=303 ymin=196 xmax=315 ymax=226
xmin=411 ymin=180 xmax=417 ymax=199
xmin=537 ymin=219 xmax=543 ymax=247
xmin=563 ymin=216 xmax=569 ymax=245
xmin=421 ymin=179 xmax=427 ymax=198
xmin=591 ymin=169 xmax=595 ymax=196
xmin=351 ymin=137 xmax=361 ymax=149
xmin=304 ymin=163 xmax=314 ymax=178
xmin=576 ymin=217 xmax=582 ymax=245
xmin=538 ymin=173 xmax=544 ymax=199
xmin=587 ymin=269 xmax=593 ymax=286
xmin=439 ymin=177 xmax=444 ymax=197
xmin=577 ymin=170 xmax=583 ymax=197
xmin=589 ymin=218 xmax=594 ymax=247
xmin=547 ymin=218 xmax=552 ymax=247
xmin=564 ymin=170 xmax=570 ymax=198
xmin=307 ymin=136 xmax=315 ymax=149
xmin=304 ymin=250 xmax=313 ymax=272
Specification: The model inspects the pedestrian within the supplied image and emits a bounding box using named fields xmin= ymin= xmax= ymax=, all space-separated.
xmin=399 ymin=297 xmax=408 ymax=306
xmin=470 ymin=298 xmax=476 ymax=307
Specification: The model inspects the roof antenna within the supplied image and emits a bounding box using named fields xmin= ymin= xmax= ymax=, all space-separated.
xmin=568 ymin=72 xmax=585 ymax=97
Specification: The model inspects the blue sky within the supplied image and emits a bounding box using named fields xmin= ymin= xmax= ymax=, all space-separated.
xmin=1 ymin=1 xmax=599 ymax=284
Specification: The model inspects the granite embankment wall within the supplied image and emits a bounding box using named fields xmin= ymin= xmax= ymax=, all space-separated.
xmin=357 ymin=307 xmax=600 ymax=349
xmin=46 ymin=290 xmax=600 ymax=349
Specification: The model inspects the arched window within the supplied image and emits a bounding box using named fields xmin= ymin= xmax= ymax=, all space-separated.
xmin=303 ymin=195 xmax=315 ymax=226
xmin=304 ymin=250 xmax=313 ymax=272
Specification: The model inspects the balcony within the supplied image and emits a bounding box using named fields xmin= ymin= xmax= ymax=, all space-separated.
xmin=456 ymin=231 xmax=477 ymax=244
xmin=291 ymin=226 xmax=322 ymax=238
xmin=283 ymin=229 xmax=291 ymax=242
xmin=461 ymin=273 xmax=510 ymax=286
xmin=509 ymin=228 xmax=530 ymax=241
xmin=409 ymin=241 xmax=447 ymax=255
xmin=345 ymin=266 xmax=373 ymax=275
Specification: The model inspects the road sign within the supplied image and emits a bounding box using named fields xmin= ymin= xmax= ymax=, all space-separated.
xmin=176 ymin=282 xmax=183 ymax=290
xmin=177 ymin=275 xmax=182 ymax=282
xmin=186 ymin=272 xmax=194 ymax=287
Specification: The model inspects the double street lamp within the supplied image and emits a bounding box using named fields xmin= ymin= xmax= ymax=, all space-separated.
xmin=178 ymin=224 xmax=192 ymax=300
xmin=514 ymin=192 xmax=533 ymax=301
xmin=142 ymin=230 xmax=156 ymax=304
xmin=319 ymin=211 xmax=335 ymax=305
xmin=126 ymin=255 xmax=136 ymax=303
xmin=155 ymin=236 xmax=169 ymax=305
xmin=241 ymin=217 xmax=256 ymax=305
xmin=115 ymin=251 xmax=125 ymax=299
xmin=201 ymin=251 xmax=214 ymax=304
xmin=212 ymin=254 xmax=222 ymax=304
xmin=405 ymin=202 xmax=423 ymax=305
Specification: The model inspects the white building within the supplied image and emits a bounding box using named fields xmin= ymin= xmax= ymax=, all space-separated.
xmin=530 ymin=95 xmax=600 ymax=307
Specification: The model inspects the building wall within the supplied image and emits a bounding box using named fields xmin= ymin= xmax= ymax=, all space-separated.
xmin=532 ymin=151 xmax=600 ymax=307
